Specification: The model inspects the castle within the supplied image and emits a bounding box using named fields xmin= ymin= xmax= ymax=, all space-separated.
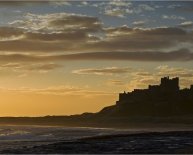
xmin=117 ymin=76 xmax=193 ymax=105
xmin=98 ymin=76 xmax=193 ymax=117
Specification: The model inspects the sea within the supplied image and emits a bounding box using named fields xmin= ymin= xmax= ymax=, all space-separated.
xmin=0 ymin=125 xmax=193 ymax=153
xmin=0 ymin=125 xmax=134 ymax=152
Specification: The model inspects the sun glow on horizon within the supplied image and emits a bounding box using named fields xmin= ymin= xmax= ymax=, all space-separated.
xmin=0 ymin=1 xmax=192 ymax=116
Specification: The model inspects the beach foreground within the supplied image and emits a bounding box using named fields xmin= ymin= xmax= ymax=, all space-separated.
xmin=2 ymin=130 xmax=193 ymax=154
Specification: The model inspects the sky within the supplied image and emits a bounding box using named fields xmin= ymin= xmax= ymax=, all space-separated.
xmin=0 ymin=0 xmax=193 ymax=116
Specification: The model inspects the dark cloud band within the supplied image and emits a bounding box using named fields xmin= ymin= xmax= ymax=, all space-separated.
xmin=0 ymin=49 xmax=192 ymax=62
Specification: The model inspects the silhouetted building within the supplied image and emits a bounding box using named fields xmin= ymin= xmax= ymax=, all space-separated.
xmin=160 ymin=76 xmax=179 ymax=93
xmin=98 ymin=76 xmax=193 ymax=117
xmin=117 ymin=77 xmax=192 ymax=105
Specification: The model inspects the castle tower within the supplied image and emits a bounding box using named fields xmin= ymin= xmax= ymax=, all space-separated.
xmin=160 ymin=77 xmax=179 ymax=93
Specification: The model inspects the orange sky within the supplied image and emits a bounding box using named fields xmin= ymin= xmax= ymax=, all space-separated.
xmin=0 ymin=91 xmax=117 ymax=116
xmin=0 ymin=1 xmax=192 ymax=116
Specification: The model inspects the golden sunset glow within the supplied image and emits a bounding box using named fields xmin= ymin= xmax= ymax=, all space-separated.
xmin=0 ymin=1 xmax=192 ymax=116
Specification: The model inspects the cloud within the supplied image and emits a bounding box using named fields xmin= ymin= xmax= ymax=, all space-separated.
xmin=156 ymin=65 xmax=193 ymax=78
xmin=0 ymin=13 xmax=191 ymax=55
xmin=3 ymin=13 xmax=103 ymax=52
xmin=133 ymin=71 xmax=152 ymax=77
xmin=8 ymin=13 xmax=102 ymax=47
xmin=0 ymin=62 xmax=63 ymax=73
xmin=105 ymin=26 xmax=187 ymax=36
xmin=132 ymin=21 xmax=146 ymax=26
xmin=24 ymin=31 xmax=90 ymax=42
xmin=107 ymin=80 xmax=125 ymax=86
xmin=80 ymin=1 xmax=88 ymax=6
xmin=1 ymin=42 xmax=66 ymax=54
xmin=175 ymin=5 xmax=193 ymax=12
xmin=100 ymin=26 xmax=192 ymax=51
xmin=72 ymin=67 xmax=132 ymax=75
xmin=108 ymin=0 xmax=132 ymax=7
xmin=103 ymin=2 xmax=155 ymax=17
xmin=0 ymin=27 xmax=24 ymax=41
xmin=155 ymin=65 xmax=193 ymax=88
xmin=50 ymin=1 xmax=71 ymax=7
xmin=127 ymin=75 xmax=159 ymax=91
xmin=179 ymin=21 xmax=193 ymax=28
xmin=103 ymin=0 xmax=132 ymax=18
xmin=49 ymin=16 xmax=101 ymax=33
xmin=1 ymin=62 xmax=21 ymax=68
xmin=0 ymin=1 xmax=47 ymax=7
xmin=0 ymin=86 xmax=115 ymax=96
xmin=60 ymin=49 xmax=192 ymax=62
xmin=162 ymin=15 xmax=185 ymax=20
xmin=126 ymin=65 xmax=193 ymax=91
xmin=26 ymin=63 xmax=63 ymax=71
xmin=1 ymin=25 xmax=192 ymax=53
xmin=135 ymin=4 xmax=155 ymax=13
xmin=13 ymin=13 xmax=102 ymax=33
xmin=167 ymin=4 xmax=182 ymax=9
xmin=104 ymin=8 xmax=126 ymax=18
xmin=0 ymin=48 xmax=192 ymax=62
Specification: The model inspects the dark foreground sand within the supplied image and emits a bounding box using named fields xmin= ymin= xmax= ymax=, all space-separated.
xmin=1 ymin=131 xmax=193 ymax=154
